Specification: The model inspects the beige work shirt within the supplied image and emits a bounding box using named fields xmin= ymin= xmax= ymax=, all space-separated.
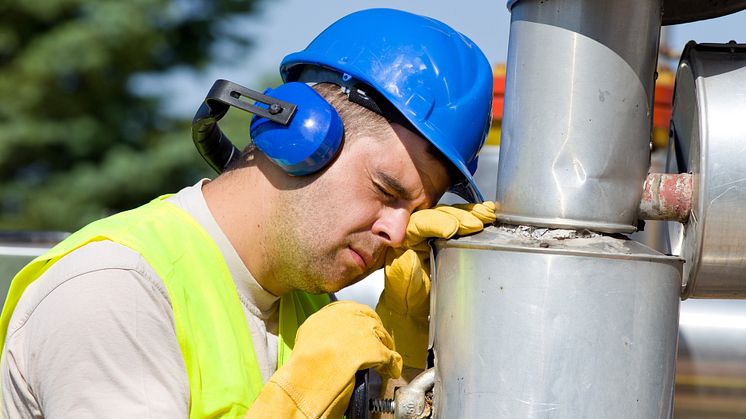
xmin=1 ymin=180 xmax=280 ymax=418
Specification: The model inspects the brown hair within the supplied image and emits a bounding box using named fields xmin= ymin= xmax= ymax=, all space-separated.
xmin=311 ymin=83 xmax=388 ymax=143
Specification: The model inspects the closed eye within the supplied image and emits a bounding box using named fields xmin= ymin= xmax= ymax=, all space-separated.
xmin=374 ymin=182 xmax=398 ymax=202
xmin=375 ymin=171 xmax=412 ymax=201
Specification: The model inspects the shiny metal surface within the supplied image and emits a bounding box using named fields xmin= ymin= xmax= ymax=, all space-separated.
xmin=430 ymin=227 xmax=683 ymax=418
xmin=675 ymin=299 xmax=746 ymax=418
xmin=666 ymin=42 xmax=746 ymax=298
xmin=505 ymin=0 xmax=746 ymax=25
xmin=660 ymin=0 xmax=746 ymax=25
xmin=496 ymin=0 xmax=661 ymax=233
xmin=506 ymin=0 xmax=746 ymax=25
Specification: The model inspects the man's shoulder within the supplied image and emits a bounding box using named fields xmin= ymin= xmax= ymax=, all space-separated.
xmin=2 ymin=242 xmax=190 ymax=418
xmin=48 ymin=240 xmax=150 ymax=276
xmin=7 ymin=240 xmax=171 ymax=337
xmin=30 ymin=240 xmax=165 ymax=293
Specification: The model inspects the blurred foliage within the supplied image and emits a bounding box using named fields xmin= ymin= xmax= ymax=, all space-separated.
xmin=0 ymin=0 xmax=266 ymax=231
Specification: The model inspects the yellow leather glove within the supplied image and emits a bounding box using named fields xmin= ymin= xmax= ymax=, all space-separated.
xmin=246 ymin=301 xmax=403 ymax=419
xmin=376 ymin=202 xmax=497 ymax=368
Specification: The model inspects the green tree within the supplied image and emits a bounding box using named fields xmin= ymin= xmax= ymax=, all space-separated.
xmin=0 ymin=0 xmax=265 ymax=231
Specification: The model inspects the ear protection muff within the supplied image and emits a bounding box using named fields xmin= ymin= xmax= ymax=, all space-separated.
xmin=191 ymin=79 xmax=344 ymax=176
xmin=249 ymin=82 xmax=343 ymax=176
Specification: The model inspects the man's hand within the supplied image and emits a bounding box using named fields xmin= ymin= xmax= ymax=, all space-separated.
xmin=246 ymin=301 xmax=402 ymax=418
xmin=376 ymin=202 xmax=497 ymax=368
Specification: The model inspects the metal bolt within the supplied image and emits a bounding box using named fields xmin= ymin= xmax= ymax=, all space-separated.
xmin=369 ymin=398 xmax=395 ymax=413
xmin=269 ymin=103 xmax=282 ymax=115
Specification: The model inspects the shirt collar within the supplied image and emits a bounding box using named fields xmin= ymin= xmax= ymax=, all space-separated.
xmin=166 ymin=179 xmax=279 ymax=315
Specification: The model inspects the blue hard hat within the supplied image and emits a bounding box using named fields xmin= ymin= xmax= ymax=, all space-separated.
xmin=280 ymin=8 xmax=493 ymax=203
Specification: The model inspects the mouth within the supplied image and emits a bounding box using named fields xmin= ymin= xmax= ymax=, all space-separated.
xmin=349 ymin=246 xmax=373 ymax=271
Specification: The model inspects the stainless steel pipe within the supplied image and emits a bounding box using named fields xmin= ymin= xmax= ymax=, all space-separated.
xmin=496 ymin=0 xmax=662 ymax=233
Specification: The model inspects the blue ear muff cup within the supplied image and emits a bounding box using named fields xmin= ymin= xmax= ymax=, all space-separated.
xmin=249 ymin=82 xmax=344 ymax=176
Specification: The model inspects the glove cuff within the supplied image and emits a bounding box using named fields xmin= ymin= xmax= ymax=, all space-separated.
xmin=259 ymin=355 xmax=355 ymax=418
xmin=375 ymin=308 xmax=429 ymax=369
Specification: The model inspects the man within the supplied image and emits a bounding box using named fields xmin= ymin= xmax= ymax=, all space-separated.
xmin=0 ymin=8 xmax=495 ymax=418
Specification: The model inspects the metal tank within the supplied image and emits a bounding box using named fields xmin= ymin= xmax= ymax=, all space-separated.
xmin=430 ymin=227 xmax=682 ymax=418
xmin=666 ymin=42 xmax=746 ymax=298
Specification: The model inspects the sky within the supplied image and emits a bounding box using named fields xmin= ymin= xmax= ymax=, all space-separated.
xmin=157 ymin=1 xmax=746 ymax=116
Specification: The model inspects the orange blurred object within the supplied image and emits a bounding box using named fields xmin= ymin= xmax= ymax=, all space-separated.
xmin=653 ymin=67 xmax=675 ymax=150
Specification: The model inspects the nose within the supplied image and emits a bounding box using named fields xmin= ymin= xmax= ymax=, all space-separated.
xmin=372 ymin=207 xmax=410 ymax=248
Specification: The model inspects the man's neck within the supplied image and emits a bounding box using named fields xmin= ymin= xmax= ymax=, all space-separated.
xmin=202 ymin=169 xmax=289 ymax=297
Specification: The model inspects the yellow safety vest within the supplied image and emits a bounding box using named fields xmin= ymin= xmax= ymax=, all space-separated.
xmin=0 ymin=195 xmax=329 ymax=418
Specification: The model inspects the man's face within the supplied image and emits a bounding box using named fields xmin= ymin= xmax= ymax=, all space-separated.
xmin=268 ymin=123 xmax=451 ymax=294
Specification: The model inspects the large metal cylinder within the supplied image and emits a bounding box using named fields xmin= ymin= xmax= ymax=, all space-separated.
xmin=496 ymin=0 xmax=662 ymax=233
xmin=430 ymin=226 xmax=683 ymax=418
xmin=666 ymin=42 xmax=746 ymax=298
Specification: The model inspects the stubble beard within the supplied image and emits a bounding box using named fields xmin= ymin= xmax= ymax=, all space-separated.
xmin=274 ymin=233 xmax=355 ymax=294
xmin=268 ymin=177 xmax=368 ymax=295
